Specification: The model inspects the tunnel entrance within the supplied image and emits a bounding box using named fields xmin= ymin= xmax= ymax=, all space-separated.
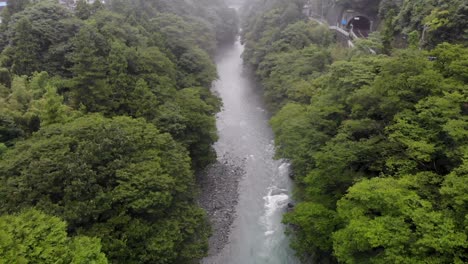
xmin=347 ymin=16 xmax=371 ymax=37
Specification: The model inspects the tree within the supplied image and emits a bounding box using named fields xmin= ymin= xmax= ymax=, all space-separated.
xmin=0 ymin=143 xmax=7 ymax=155
xmin=4 ymin=0 xmax=30 ymax=14
xmin=0 ymin=115 xmax=209 ymax=263
xmin=2 ymin=1 xmax=79 ymax=76
xmin=257 ymin=44 xmax=332 ymax=109
xmin=392 ymin=0 xmax=467 ymax=47
xmin=37 ymin=85 xmax=73 ymax=126
xmin=283 ymin=202 xmax=339 ymax=262
xmin=0 ymin=76 xmax=39 ymax=142
xmin=151 ymin=13 xmax=216 ymax=56
xmin=333 ymin=177 xmax=467 ymax=264
xmin=0 ymin=0 xmax=241 ymax=262
xmin=126 ymin=78 xmax=158 ymax=120
xmin=275 ymin=21 xmax=332 ymax=51
xmin=0 ymin=0 xmax=31 ymax=27
xmin=0 ymin=68 xmax=12 ymax=88
xmin=91 ymin=0 xmax=104 ymax=14
xmin=176 ymin=47 xmax=217 ymax=88
xmin=430 ymin=43 xmax=468 ymax=83
xmin=154 ymin=87 xmax=220 ymax=169
xmin=0 ymin=209 xmax=107 ymax=264
xmin=271 ymin=103 xmax=330 ymax=178
xmin=242 ymin=1 xmax=468 ymax=263
xmin=75 ymin=0 xmax=92 ymax=20
xmin=441 ymin=159 xmax=468 ymax=232
xmin=68 ymin=25 xmax=111 ymax=112
xmin=8 ymin=18 xmax=40 ymax=75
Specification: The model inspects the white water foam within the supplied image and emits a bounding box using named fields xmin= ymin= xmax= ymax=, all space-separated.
xmin=262 ymin=187 xmax=289 ymax=235
xmin=261 ymin=163 xmax=291 ymax=235
xmin=278 ymin=162 xmax=290 ymax=173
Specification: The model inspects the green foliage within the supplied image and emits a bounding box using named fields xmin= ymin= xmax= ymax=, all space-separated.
xmin=271 ymin=103 xmax=329 ymax=177
xmin=38 ymin=86 xmax=74 ymax=126
xmin=7 ymin=17 xmax=40 ymax=75
xmin=392 ymin=0 xmax=467 ymax=47
xmin=0 ymin=0 xmax=31 ymax=29
xmin=334 ymin=177 xmax=467 ymax=264
xmin=279 ymin=47 xmax=466 ymax=261
xmin=155 ymin=86 xmax=220 ymax=169
xmin=0 ymin=143 xmax=7 ymax=155
xmin=177 ymin=47 xmax=218 ymax=88
xmin=2 ymin=1 xmax=80 ymax=76
xmin=430 ymin=43 xmax=468 ymax=82
xmin=258 ymin=44 xmax=332 ymax=109
xmin=152 ymin=13 xmax=217 ymax=56
xmin=0 ymin=0 xmax=238 ymax=262
xmin=68 ymin=25 xmax=110 ymax=112
xmin=273 ymin=20 xmax=331 ymax=51
xmin=0 ymin=209 xmax=107 ymax=264
xmin=242 ymin=1 xmax=468 ymax=262
xmin=0 ymin=68 xmax=12 ymax=88
xmin=441 ymin=159 xmax=468 ymax=226
xmin=75 ymin=0 xmax=92 ymax=19
xmin=352 ymin=32 xmax=385 ymax=55
xmin=243 ymin=16 xmax=335 ymax=110
xmin=241 ymin=0 xmax=306 ymax=68
xmin=408 ymin=30 xmax=420 ymax=48
xmin=284 ymin=202 xmax=339 ymax=259
xmin=0 ymin=115 xmax=210 ymax=263
xmin=0 ymin=73 xmax=79 ymax=146
xmin=0 ymin=76 xmax=38 ymax=143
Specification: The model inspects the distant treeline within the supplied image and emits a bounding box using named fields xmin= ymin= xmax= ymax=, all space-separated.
xmin=241 ymin=0 xmax=467 ymax=263
xmin=0 ymin=0 xmax=237 ymax=263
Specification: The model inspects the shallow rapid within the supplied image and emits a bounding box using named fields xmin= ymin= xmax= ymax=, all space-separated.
xmin=202 ymin=38 xmax=299 ymax=264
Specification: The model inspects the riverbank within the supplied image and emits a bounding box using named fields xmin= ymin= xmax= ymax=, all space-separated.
xmin=198 ymin=154 xmax=245 ymax=257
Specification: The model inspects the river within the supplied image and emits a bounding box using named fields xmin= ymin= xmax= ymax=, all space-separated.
xmin=202 ymin=37 xmax=300 ymax=264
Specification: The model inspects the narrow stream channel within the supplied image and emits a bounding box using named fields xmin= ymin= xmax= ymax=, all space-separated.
xmin=203 ymin=37 xmax=300 ymax=264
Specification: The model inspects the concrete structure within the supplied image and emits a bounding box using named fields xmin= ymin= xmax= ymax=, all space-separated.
xmin=305 ymin=1 xmax=376 ymax=53
xmin=303 ymin=0 xmax=379 ymax=34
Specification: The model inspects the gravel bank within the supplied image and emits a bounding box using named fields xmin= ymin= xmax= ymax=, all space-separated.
xmin=197 ymin=154 xmax=245 ymax=257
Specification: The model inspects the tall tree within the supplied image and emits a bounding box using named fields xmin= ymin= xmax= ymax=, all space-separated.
xmin=75 ymin=0 xmax=92 ymax=19
xmin=9 ymin=18 xmax=40 ymax=75
xmin=68 ymin=25 xmax=110 ymax=112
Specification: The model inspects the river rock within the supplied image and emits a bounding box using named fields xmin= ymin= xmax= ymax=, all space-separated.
xmin=197 ymin=154 xmax=245 ymax=257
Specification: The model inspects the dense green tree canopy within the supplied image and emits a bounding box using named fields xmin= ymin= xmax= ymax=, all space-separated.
xmin=334 ymin=176 xmax=467 ymax=264
xmin=0 ymin=115 xmax=209 ymax=263
xmin=242 ymin=0 xmax=467 ymax=263
xmin=0 ymin=209 xmax=108 ymax=264
xmin=0 ymin=0 xmax=238 ymax=262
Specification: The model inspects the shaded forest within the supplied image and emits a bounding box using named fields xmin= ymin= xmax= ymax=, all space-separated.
xmin=241 ymin=0 xmax=467 ymax=263
xmin=0 ymin=0 xmax=237 ymax=263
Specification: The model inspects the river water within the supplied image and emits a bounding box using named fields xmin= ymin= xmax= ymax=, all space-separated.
xmin=203 ymin=38 xmax=300 ymax=264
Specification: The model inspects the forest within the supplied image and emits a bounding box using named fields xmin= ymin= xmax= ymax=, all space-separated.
xmin=0 ymin=0 xmax=237 ymax=263
xmin=241 ymin=0 xmax=467 ymax=263
xmin=0 ymin=0 xmax=466 ymax=263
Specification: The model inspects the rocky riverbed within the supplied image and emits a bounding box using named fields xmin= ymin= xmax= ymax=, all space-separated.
xmin=197 ymin=154 xmax=245 ymax=257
